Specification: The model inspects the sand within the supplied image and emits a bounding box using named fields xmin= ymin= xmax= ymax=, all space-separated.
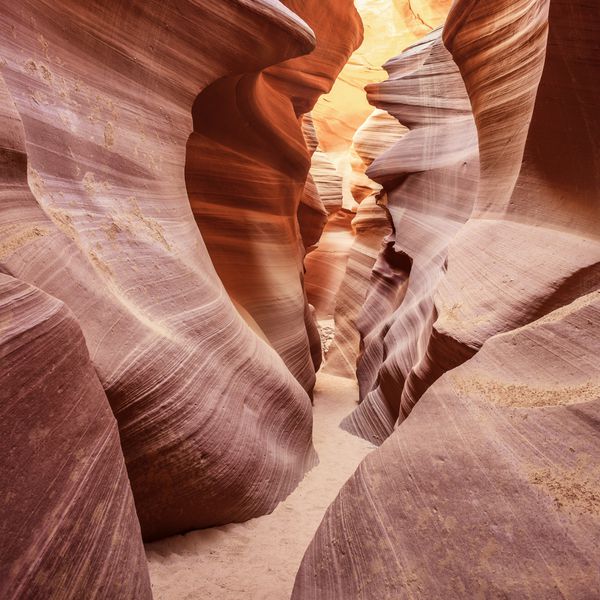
xmin=145 ymin=373 xmax=374 ymax=600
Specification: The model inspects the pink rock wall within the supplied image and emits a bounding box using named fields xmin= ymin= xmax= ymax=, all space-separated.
xmin=0 ymin=1 xmax=361 ymax=591
xmin=342 ymin=28 xmax=480 ymax=443
xmin=0 ymin=274 xmax=152 ymax=598
xmin=294 ymin=0 xmax=600 ymax=596
xmin=186 ymin=0 xmax=362 ymax=390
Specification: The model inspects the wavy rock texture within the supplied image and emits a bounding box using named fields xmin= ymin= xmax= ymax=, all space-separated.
xmin=0 ymin=275 xmax=151 ymax=599
xmin=299 ymin=113 xmax=346 ymax=325
xmin=294 ymin=291 xmax=600 ymax=599
xmin=415 ymin=0 xmax=600 ymax=420
xmin=312 ymin=0 xmax=451 ymax=177
xmin=3 ymin=0 xmax=599 ymax=596
xmin=320 ymin=198 xmax=390 ymax=375
xmin=323 ymin=110 xmax=405 ymax=377
xmin=298 ymin=115 xmax=340 ymax=255
xmin=187 ymin=0 xmax=363 ymax=389
xmin=294 ymin=0 xmax=600 ymax=596
xmin=348 ymin=109 xmax=405 ymax=205
xmin=305 ymin=0 xmax=451 ymax=380
xmin=302 ymin=128 xmax=352 ymax=326
xmin=0 ymin=0 xmax=358 ymax=544
xmin=342 ymin=28 xmax=480 ymax=442
xmin=297 ymin=114 xmax=333 ymax=368
xmin=304 ymin=210 xmax=354 ymax=322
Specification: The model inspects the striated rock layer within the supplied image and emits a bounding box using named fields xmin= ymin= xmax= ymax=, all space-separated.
xmin=295 ymin=291 xmax=600 ymax=598
xmin=294 ymin=0 xmax=600 ymax=596
xmin=312 ymin=0 xmax=453 ymax=204
xmin=311 ymin=0 xmax=451 ymax=189
xmin=298 ymin=114 xmax=342 ymax=255
xmin=187 ymin=0 xmax=363 ymax=389
xmin=343 ymin=27 xmax=480 ymax=442
xmin=0 ymin=274 xmax=152 ymax=599
xmin=0 ymin=0 xmax=358 ymax=555
xmin=303 ymin=0 xmax=450 ymax=324
xmin=323 ymin=109 xmax=405 ymax=377
xmin=306 ymin=0 xmax=452 ymax=382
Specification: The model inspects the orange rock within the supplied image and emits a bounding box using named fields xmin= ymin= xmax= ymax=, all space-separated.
xmin=0 ymin=0 xmax=358 ymax=545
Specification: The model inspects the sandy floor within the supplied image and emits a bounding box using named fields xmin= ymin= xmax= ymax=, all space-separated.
xmin=145 ymin=373 xmax=374 ymax=600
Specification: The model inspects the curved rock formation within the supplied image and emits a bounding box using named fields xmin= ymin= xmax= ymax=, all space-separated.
xmin=3 ymin=0 xmax=600 ymax=596
xmin=304 ymin=1 xmax=453 ymax=382
xmin=323 ymin=109 xmax=405 ymax=377
xmin=0 ymin=275 xmax=151 ymax=599
xmin=311 ymin=0 xmax=451 ymax=171
xmin=410 ymin=0 xmax=600 ymax=420
xmin=298 ymin=115 xmax=340 ymax=255
xmin=294 ymin=291 xmax=600 ymax=599
xmin=342 ymin=28 xmax=480 ymax=442
xmin=341 ymin=0 xmax=600 ymax=445
xmin=0 ymin=0 xmax=358 ymax=544
xmin=186 ymin=0 xmax=362 ymax=390
xmin=294 ymin=0 xmax=600 ymax=596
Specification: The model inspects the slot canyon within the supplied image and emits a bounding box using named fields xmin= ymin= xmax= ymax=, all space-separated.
xmin=0 ymin=0 xmax=599 ymax=598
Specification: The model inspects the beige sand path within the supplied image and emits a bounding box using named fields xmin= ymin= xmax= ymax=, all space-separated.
xmin=145 ymin=373 xmax=374 ymax=599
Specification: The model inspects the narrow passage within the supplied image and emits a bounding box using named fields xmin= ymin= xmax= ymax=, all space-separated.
xmin=146 ymin=374 xmax=374 ymax=600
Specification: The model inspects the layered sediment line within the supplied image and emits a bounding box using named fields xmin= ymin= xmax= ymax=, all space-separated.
xmin=0 ymin=275 xmax=152 ymax=599
xmin=323 ymin=109 xmax=405 ymax=378
xmin=0 ymin=2 xmax=360 ymax=578
xmin=294 ymin=291 xmax=600 ymax=599
xmin=341 ymin=28 xmax=480 ymax=443
xmin=186 ymin=0 xmax=363 ymax=391
xmin=2 ymin=0 xmax=599 ymax=597
xmin=294 ymin=0 xmax=600 ymax=596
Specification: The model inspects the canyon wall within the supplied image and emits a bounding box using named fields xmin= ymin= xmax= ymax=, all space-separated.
xmin=342 ymin=27 xmax=480 ymax=442
xmin=0 ymin=274 xmax=152 ymax=598
xmin=294 ymin=0 xmax=600 ymax=596
xmin=187 ymin=0 xmax=362 ymax=389
xmin=322 ymin=109 xmax=405 ymax=377
xmin=0 ymin=0 xmax=360 ymax=594
xmin=304 ymin=0 xmax=452 ymax=377
xmin=2 ymin=0 xmax=599 ymax=596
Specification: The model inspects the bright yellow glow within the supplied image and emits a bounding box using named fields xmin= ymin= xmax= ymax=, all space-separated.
xmin=311 ymin=0 xmax=451 ymax=208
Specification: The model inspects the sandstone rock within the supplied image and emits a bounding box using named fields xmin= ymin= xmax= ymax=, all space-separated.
xmin=312 ymin=0 xmax=451 ymax=176
xmin=0 ymin=275 xmax=151 ymax=599
xmin=323 ymin=110 xmax=405 ymax=378
xmin=404 ymin=0 xmax=600 ymax=423
xmin=187 ymin=0 xmax=363 ymax=390
xmin=342 ymin=28 xmax=480 ymax=443
xmin=294 ymin=0 xmax=600 ymax=595
xmin=305 ymin=1 xmax=453 ymax=385
xmin=297 ymin=115 xmax=332 ymax=254
xmin=0 ymin=0 xmax=346 ymax=541
xmin=294 ymin=291 xmax=600 ymax=599
xmin=3 ymin=0 xmax=599 ymax=596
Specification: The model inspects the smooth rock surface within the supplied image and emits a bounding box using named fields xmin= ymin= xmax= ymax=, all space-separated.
xmin=342 ymin=27 xmax=480 ymax=442
xmin=294 ymin=292 xmax=600 ymax=599
xmin=294 ymin=0 xmax=600 ymax=596
xmin=2 ymin=0 xmax=599 ymax=597
xmin=0 ymin=275 xmax=151 ymax=599
xmin=0 ymin=0 xmax=356 ymax=544
xmin=187 ymin=0 xmax=363 ymax=390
